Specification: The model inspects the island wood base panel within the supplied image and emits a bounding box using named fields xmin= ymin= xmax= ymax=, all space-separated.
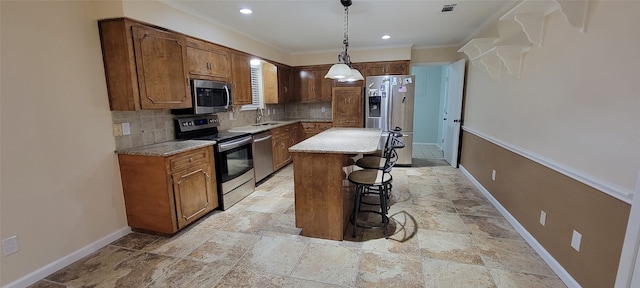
xmin=293 ymin=152 xmax=355 ymax=240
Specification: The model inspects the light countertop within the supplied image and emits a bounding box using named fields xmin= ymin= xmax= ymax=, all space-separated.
xmin=289 ymin=128 xmax=382 ymax=154
xmin=115 ymin=140 xmax=214 ymax=157
xmin=228 ymin=118 xmax=332 ymax=134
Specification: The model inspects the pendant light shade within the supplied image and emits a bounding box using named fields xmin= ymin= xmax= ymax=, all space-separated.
xmin=338 ymin=68 xmax=364 ymax=82
xmin=325 ymin=63 xmax=351 ymax=79
xmin=324 ymin=0 xmax=362 ymax=81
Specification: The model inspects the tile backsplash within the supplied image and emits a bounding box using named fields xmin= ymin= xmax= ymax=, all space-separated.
xmin=111 ymin=104 xmax=289 ymax=150
xmin=284 ymin=102 xmax=332 ymax=119
xmin=112 ymin=110 xmax=175 ymax=150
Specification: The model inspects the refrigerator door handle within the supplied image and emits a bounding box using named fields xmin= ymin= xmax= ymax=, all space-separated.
xmin=387 ymin=82 xmax=393 ymax=131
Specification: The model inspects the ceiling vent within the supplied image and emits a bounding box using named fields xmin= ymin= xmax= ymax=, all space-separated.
xmin=441 ymin=4 xmax=457 ymax=13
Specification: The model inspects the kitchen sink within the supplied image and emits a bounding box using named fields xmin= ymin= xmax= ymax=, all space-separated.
xmin=251 ymin=121 xmax=282 ymax=126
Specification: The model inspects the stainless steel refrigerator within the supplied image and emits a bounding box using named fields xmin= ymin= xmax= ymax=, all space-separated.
xmin=365 ymin=75 xmax=415 ymax=166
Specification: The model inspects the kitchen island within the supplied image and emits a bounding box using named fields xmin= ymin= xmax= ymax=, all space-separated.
xmin=289 ymin=128 xmax=382 ymax=240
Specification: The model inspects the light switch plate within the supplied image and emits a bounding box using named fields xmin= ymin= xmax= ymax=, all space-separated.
xmin=122 ymin=123 xmax=131 ymax=135
xmin=539 ymin=210 xmax=546 ymax=226
xmin=113 ymin=124 xmax=123 ymax=137
xmin=491 ymin=169 xmax=496 ymax=181
xmin=571 ymin=230 xmax=582 ymax=251
xmin=2 ymin=236 xmax=19 ymax=256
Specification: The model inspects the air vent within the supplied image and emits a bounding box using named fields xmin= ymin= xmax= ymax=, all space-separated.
xmin=441 ymin=4 xmax=457 ymax=12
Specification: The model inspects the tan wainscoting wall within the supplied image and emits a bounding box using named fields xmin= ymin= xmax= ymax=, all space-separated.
xmin=459 ymin=131 xmax=630 ymax=288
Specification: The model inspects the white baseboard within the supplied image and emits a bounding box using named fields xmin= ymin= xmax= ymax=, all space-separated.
xmin=459 ymin=165 xmax=582 ymax=288
xmin=413 ymin=142 xmax=440 ymax=146
xmin=3 ymin=227 xmax=131 ymax=288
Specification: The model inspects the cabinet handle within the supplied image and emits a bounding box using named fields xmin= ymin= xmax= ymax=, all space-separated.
xmin=189 ymin=157 xmax=194 ymax=162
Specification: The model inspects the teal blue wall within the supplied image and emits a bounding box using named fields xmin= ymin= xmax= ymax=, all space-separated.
xmin=411 ymin=65 xmax=444 ymax=144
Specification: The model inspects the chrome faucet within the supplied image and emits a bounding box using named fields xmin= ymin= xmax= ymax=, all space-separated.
xmin=256 ymin=107 xmax=264 ymax=123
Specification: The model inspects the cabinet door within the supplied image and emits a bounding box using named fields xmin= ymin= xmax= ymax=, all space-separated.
xmin=365 ymin=61 xmax=409 ymax=76
xmin=386 ymin=62 xmax=409 ymax=75
xmin=332 ymin=87 xmax=363 ymax=127
xmin=277 ymin=65 xmax=292 ymax=103
xmin=317 ymin=66 xmax=334 ymax=102
xmin=171 ymin=163 xmax=216 ymax=229
xmin=131 ymin=25 xmax=191 ymax=109
xmin=262 ymin=62 xmax=279 ymax=104
xmin=297 ymin=68 xmax=316 ymax=103
xmin=186 ymin=38 xmax=231 ymax=81
xmin=272 ymin=137 xmax=290 ymax=170
xmin=231 ymin=52 xmax=252 ymax=105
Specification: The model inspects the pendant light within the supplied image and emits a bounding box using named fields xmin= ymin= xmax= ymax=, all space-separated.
xmin=325 ymin=0 xmax=363 ymax=81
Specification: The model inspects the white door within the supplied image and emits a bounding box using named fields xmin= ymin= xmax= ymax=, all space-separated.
xmin=615 ymin=169 xmax=640 ymax=288
xmin=443 ymin=59 xmax=465 ymax=167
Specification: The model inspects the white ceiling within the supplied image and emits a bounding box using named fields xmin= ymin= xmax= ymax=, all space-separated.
xmin=164 ymin=0 xmax=515 ymax=54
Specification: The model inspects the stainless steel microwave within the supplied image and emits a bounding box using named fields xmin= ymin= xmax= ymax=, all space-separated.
xmin=173 ymin=79 xmax=232 ymax=115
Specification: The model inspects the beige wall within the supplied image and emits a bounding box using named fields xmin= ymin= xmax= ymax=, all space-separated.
xmin=410 ymin=46 xmax=461 ymax=64
xmin=292 ymin=46 xmax=412 ymax=66
xmin=0 ymin=1 xmax=128 ymax=285
xmin=462 ymin=0 xmax=640 ymax=193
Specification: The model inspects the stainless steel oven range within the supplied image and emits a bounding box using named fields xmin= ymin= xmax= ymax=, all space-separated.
xmin=175 ymin=114 xmax=254 ymax=210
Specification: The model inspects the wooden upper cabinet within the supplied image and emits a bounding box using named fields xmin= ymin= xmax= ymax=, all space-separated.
xmin=276 ymin=64 xmax=292 ymax=103
xmin=186 ymin=37 xmax=231 ymax=81
xmin=317 ymin=66 xmax=333 ymax=102
xmin=332 ymin=87 xmax=364 ymax=128
xmin=99 ymin=18 xmax=191 ymax=110
xmin=296 ymin=67 xmax=316 ymax=103
xmin=262 ymin=61 xmax=279 ymax=104
xmin=364 ymin=61 xmax=410 ymax=77
xmin=295 ymin=65 xmax=333 ymax=103
xmin=231 ymin=51 xmax=252 ymax=105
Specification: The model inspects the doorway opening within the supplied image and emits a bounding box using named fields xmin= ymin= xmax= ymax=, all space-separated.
xmin=410 ymin=59 xmax=465 ymax=167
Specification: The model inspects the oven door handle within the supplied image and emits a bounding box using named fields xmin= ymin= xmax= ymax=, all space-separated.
xmin=218 ymin=136 xmax=252 ymax=152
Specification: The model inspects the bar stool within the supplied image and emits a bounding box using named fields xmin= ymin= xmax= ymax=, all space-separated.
xmin=348 ymin=135 xmax=404 ymax=238
xmin=356 ymin=128 xmax=403 ymax=170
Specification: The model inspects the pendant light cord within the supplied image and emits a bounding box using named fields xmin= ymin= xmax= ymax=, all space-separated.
xmin=341 ymin=4 xmax=351 ymax=66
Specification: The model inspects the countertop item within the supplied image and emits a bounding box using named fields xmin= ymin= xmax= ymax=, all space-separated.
xmin=289 ymin=128 xmax=382 ymax=154
xmin=115 ymin=140 xmax=215 ymax=157
xmin=228 ymin=118 xmax=332 ymax=134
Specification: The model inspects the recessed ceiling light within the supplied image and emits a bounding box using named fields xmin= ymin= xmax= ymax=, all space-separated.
xmin=239 ymin=8 xmax=252 ymax=15
xmin=381 ymin=35 xmax=391 ymax=40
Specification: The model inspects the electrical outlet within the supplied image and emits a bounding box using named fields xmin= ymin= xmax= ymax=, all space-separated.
xmin=571 ymin=230 xmax=582 ymax=251
xmin=539 ymin=210 xmax=546 ymax=226
xmin=229 ymin=112 xmax=234 ymax=120
xmin=122 ymin=123 xmax=131 ymax=135
xmin=113 ymin=124 xmax=123 ymax=137
xmin=2 ymin=236 xmax=19 ymax=256
xmin=322 ymin=106 xmax=326 ymax=113
xmin=491 ymin=169 xmax=496 ymax=181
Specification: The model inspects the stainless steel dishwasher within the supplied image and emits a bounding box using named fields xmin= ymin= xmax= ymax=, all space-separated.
xmin=252 ymin=130 xmax=274 ymax=183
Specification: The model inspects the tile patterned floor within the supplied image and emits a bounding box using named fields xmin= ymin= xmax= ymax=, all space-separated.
xmin=413 ymin=144 xmax=444 ymax=160
xmin=29 ymin=163 xmax=566 ymax=288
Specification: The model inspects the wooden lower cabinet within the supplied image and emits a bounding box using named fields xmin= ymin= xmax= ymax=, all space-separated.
xmin=117 ymin=146 xmax=218 ymax=234
xmin=272 ymin=125 xmax=292 ymax=170
xmin=271 ymin=123 xmax=304 ymax=171
xmin=301 ymin=122 xmax=332 ymax=139
xmin=332 ymin=87 xmax=363 ymax=128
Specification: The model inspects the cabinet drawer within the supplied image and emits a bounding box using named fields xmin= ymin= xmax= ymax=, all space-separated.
xmin=301 ymin=123 xmax=316 ymax=130
xmin=271 ymin=126 xmax=290 ymax=139
xmin=169 ymin=148 xmax=209 ymax=171
xmin=316 ymin=122 xmax=333 ymax=130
